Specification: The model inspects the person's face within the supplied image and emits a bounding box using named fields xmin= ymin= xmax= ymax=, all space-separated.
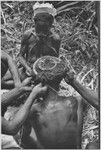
xmin=34 ymin=13 xmax=53 ymax=33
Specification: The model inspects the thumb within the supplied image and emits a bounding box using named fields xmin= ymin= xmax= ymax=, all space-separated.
xmin=22 ymin=77 xmax=32 ymax=85
xmin=41 ymin=86 xmax=47 ymax=92
xmin=24 ymin=86 xmax=33 ymax=91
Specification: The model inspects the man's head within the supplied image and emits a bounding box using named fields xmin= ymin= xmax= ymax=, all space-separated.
xmin=33 ymin=56 xmax=67 ymax=89
xmin=33 ymin=2 xmax=56 ymax=34
xmin=34 ymin=13 xmax=53 ymax=34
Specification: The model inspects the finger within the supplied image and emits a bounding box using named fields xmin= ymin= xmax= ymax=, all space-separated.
xmin=27 ymin=73 xmax=32 ymax=77
xmin=24 ymin=86 xmax=33 ymax=91
xmin=36 ymin=83 xmax=42 ymax=87
xmin=23 ymin=77 xmax=32 ymax=85
xmin=31 ymin=84 xmax=35 ymax=88
xmin=41 ymin=86 xmax=47 ymax=92
xmin=26 ymin=77 xmax=32 ymax=81
xmin=23 ymin=77 xmax=31 ymax=83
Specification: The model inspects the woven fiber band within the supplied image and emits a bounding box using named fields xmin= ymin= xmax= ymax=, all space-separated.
xmin=33 ymin=2 xmax=57 ymax=17
xmin=33 ymin=56 xmax=67 ymax=82
xmin=34 ymin=7 xmax=55 ymax=17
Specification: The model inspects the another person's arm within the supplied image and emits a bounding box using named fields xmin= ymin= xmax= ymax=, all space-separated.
xmin=1 ymin=80 xmax=14 ymax=89
xmin=2 ymin=83 xmax=47 ymax=135
xmin=2 ymin=51 xmax=21 ymax=87
xmin=65 ymin=74 xmax=99 ymax=110
xmin=1 ymin=77 xmax=32 ymax=108
xmin=18 ymin=33 xmax=32 ymax=76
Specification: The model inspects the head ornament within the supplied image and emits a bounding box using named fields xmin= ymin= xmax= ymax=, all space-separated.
xmin=33 ymin=2 xmax=57 ymax=17
xmin=33 ymin=56 xmax=67 ymax=83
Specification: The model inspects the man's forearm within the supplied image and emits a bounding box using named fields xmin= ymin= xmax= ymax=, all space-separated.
xmin=1 ymin=80 xmax=14 ymax=89
xmin=8 ymin=58 xmax=21 ymax=87
xmin=6 ymin=92 xmax=37 ymax=135
xmin=71 ymin=79 xmax=99 ymax=110
xmin=1 ymin=51 xmax=21 ymax=87
xmin=1 ymin=87 xmax=25 ymax=108
xmin=19 ymin=55 xmax=30 ymax=71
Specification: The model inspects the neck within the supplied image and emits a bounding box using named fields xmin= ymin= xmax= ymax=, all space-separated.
xmin=35 ymin=27 xmax=50 ymax=35
xmin=44 ymin=85 xmax=59 ymax=102
xmin=36 ymin=30 xmax=49 ymax=35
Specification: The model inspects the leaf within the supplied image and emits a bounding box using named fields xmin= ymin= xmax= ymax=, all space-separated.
xmin=4 ymin=3 xmax=13 ymax=9
xmin=57 ymin=2 xmax=79 ymax=11
xmin=57 ymin=7 xmax=79 ymax=15
xmin=94 ymin=25 xmax=98 ymax=33
xmin=1 ymin=26 xmax=13 ymax=35
xmin=81 ymin=68 xmax=94 ymax=83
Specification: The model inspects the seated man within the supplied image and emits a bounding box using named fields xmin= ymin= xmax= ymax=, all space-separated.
xmin=20 ymin=56 xmax=82 ymax=149
xmin=1 ymin=50 xmax=21 ymax=89
xmin=18 ymin=2 xmax=61 ymax=78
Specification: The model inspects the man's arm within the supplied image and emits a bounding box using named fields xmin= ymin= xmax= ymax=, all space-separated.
xmin=1 ymin=77 xmax=32 ymax=108
xmin=1 ymin=80 xmax=14 ymax=89
xmin=18 ymin=33 xmax=32 ymax=75
xmin=2 ymin=83 xmax=47 ymax=135
xmin=65 ymin=76 xmax=99 ymax=110
xmin=2 ymin=92 xmax=36 ymax=135
xmin=1 ymin=87 xmax=26 ymax=108
xmin=2 ymin=51 xmax=21 ymax=87
xmin=20 ymin=120 xmax=37 ymax=149
xmin=73 ymin=80 xmax=99 ymax=110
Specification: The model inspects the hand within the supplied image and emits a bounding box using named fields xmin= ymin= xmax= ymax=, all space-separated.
xmin=22 ymin=77 xmax=32 ymax=86
xmin=30 ymin=83 xmax=47 ymax=97
xmin=64 ymin=72 xmax=75 ymax=85
xmin=15 ymin=81 xmax=22 ymax=88
xmin=21 ymin=77 xmax=33 ymax=92
xmin=26 ymin=67 xmax=33 ymax=77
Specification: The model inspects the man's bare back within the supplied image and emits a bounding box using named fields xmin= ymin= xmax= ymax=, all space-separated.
xmin=30 ymin=89 xmax=79 ymax=149
xmin=19 ymin=56 xmax=81 ymax=149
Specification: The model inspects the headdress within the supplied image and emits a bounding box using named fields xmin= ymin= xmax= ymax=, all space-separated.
xmin=33 ymin=56 xmax=67 ymax=83
xmin=33 ymin=2 xmax=57 ymax=17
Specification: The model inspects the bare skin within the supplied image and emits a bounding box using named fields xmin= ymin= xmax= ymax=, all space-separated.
xmin=18 ymin=13 xmax=61 ymax=77
xmin=21 ymin=71 xmax=99 ymax=149
xmin=21 ymin=84 xmax=81 ymax=149
xmin=85 ymin=140 xmax=100 ymax=149
xmin=1 ymin=77 xmax=32 ymax=112
xmin=1 ymin=56 xmax=47 ymax=136
xmin=1 ymin=50 xmax=21 ymax=88
xmin=2 ymin=82 xmax=47 ymax=136
xmin=64 ymin=73 xmax=99 ymax=149
xmin=3 ymin=14 xmax=61 ymax=82
xmin=64 ymin=74 xmax=99 ymax=110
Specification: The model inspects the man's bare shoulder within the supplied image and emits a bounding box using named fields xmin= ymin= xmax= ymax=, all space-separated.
xmin=58 ymin=95 xmax=78 ymax=107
